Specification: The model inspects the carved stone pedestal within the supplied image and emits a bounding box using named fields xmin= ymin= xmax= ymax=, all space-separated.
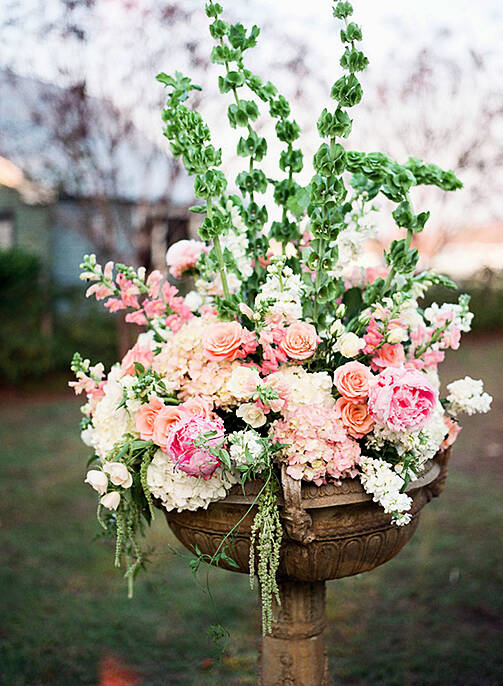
xmin=260 ymin=580 xmax=328 ymax=686
xmin=164 ymin=451 xmax=450 ymax=685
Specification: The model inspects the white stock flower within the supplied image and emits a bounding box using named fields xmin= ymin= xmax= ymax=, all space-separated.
xmin=84 ymin=470 xmax=108 ymax=495
xmin=446 ymin=377 xmax=492 ymax=416
xmin=335 ymin=331 xmax=365 ymax=358
xmin=387 ymin=327 xmax=406 ymax=344
xmin=184 ymin=290 xmax=204 ymax=312
xmin=236 ymin=403 xmax=267 ymax=428
xmin=228 ymin=429 xmax=265 ymax=467
xmin=100 ymin=491 xmax=121 ymax=510
xmin=103 ymin=462 xmax=133 ymax=488
xmin=359 ymin=456 xmax=412 ymax=525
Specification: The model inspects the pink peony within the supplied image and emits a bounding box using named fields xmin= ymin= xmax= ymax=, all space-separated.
xmin=333 ymin=361 xmax=374 ymax=400
xmin=135 ymin=397 xmax=165 ymax=441
xmin=166 ymin=415 xmax=224 ymax=479
xmin=121 ymin=343 xmax=154 ymax=376
xmin=166 ymin=239 xmax=206 ymax=279
xmin=368 ymin=366 xmax=438 ymax=432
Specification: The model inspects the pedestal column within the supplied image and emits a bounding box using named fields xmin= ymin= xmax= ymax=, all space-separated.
xmin=259 ymin=580 xmax=328 ymax=686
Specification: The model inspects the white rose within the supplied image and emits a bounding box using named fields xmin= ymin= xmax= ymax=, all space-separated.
xmin=236 ymin=403 xmax=267 ymax=428
xmin=336 ymin=332 xmax=365 ymax=358
xmin=100 ymin=491 xmax=121 ymax=510
xmin=84 ymin=469 xmax=108 ymax=495
xmin=227 ymin=366 xmax=261 ymax=401
xmin=103 ymin=462 xmax=133 ymax=488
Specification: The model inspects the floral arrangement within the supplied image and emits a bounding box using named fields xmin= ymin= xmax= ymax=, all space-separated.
xmin=72 ymin=1 xmax=491 ymax=632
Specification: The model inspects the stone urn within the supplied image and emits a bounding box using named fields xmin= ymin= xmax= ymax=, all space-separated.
xmin=164 ymin=449 xmax=451 ymax=686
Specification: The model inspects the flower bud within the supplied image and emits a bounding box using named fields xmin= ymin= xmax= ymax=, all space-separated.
xmin=84 ymin=470 xmax=108 ymax=495
xmin=100 ymin=491 xmax=121 ymax=510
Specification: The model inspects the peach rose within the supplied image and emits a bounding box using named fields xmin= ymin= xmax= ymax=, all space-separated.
xmin=135 ymin=397 xmax=164 ymax=441
xmin=371 ymin=343 xmax=405 ymax=371
xmin=333 ymin=361 xmax=374 ymax=400
xmin=279 ymin=322 xmax=320 ymax=360
xmin=152 ymin=406 xmax=189 ymax=450
xmin=335 ymin=397 xmax=374 ymax=439
xmin=203 ymin=321 xmax=243 ymax=361
xmin=182 ymin=396 xmax=213 ymax=418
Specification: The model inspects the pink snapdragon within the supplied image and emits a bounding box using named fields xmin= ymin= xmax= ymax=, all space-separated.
xmin=121 ymin=343 xmax=154 ymax=376
xmin=146 ymin=269 xmax=163 ymax=298
xmin=368 ymin=366 xmax=437 ymax=432
xmin=117 ymin=273 xmax=140 ymax=309
xmin=370 ymin=343 xmax=406 ymax=371
xmin=85 ymin=283 xmax=114 ymax=300
xmin=125 ymin=311 xmax=148 ymax=326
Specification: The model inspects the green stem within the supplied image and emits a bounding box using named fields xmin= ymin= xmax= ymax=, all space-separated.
xmin=209 ymin=198 xmax=231 ymax=301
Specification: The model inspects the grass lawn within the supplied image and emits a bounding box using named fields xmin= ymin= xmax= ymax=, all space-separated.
xmin=1 ymin=334 xmax=502 ymax=685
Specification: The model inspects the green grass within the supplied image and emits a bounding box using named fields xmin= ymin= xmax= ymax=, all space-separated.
xmin=1 ymin=334 xmax=502 ymax=685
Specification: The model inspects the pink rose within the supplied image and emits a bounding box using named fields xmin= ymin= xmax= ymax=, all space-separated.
xmin=166 ymin=415 xmax=224 ymax=479
xmin=333 ymin=361 xmax=374 ymax=400
xmin=203 ymin=321 xmax=243 ymax=361
xmin=370 ymin=343 xmax=405 ymax=371
xmin=135 ymin=398 xmax=164 ymax=441
xmin=335 ymin=397 xmax=374 ymax=439
xmin=152 ymin=406 xmax=190 ymax=449
xmin=121 ymin=343 xmax=153 ymax=376
xmin=279 ymin=321 xmax=320 ymax=360
xmin=368 ymin=366 xmax=438 ymax=432
xmin=166 ymin=239 xmax=206 ymax=279
xmin=135 ymin=397 xmax=165 ymax=441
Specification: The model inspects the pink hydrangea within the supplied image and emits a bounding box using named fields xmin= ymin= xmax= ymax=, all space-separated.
xmin=166 ymin=239 xmax=207 ymax=279
xmin=271 ymin=405 xmax=361 ymax=485
xmin=368 ymin=366 xmax=437 ymax=432
xmin=166 ymin=415 xmax=224 ymax=479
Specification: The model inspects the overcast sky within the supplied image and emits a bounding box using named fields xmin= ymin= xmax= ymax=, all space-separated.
xmin=1 ymin=0 xmax=502 ymax=228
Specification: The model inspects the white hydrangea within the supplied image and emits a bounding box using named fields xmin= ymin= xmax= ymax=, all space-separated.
xmin=147 ymin=450 xmax=238 ymax=511
xmin=86 ymin=366 xmax=136 ymax=460
xmin=359 ymin=456 xmax=412 ymax=526
xmin=266 ymin=366 xmax=335 ymax=408
xmin=446 ymin=376 xmax=492 ymax=416
xmin=228 ymin=429 xmax=265 ymax=467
